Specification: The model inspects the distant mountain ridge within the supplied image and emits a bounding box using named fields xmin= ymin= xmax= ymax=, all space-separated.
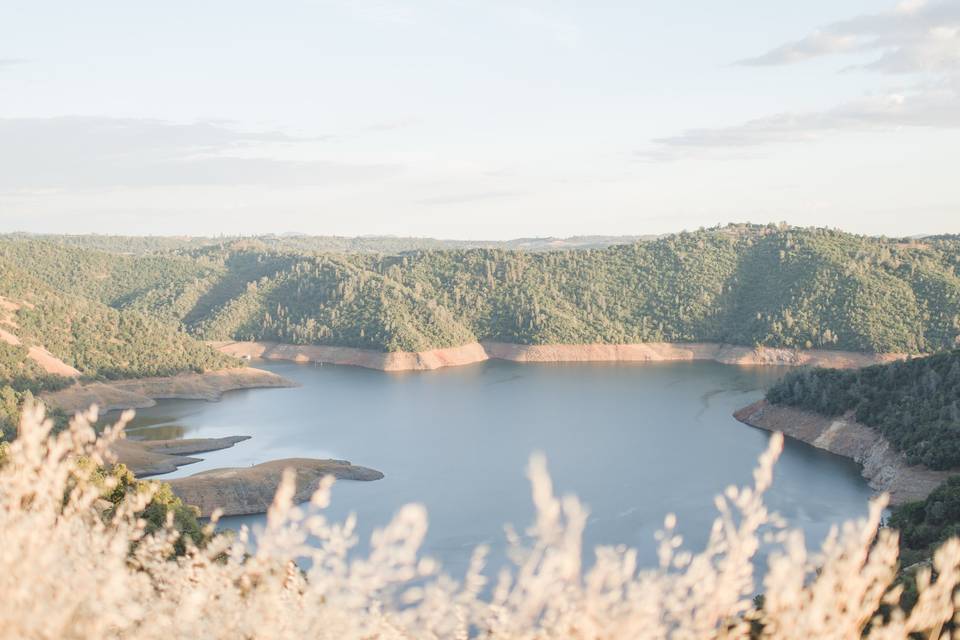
xmin=1 ymin=223 xmax=958 ymax=357
xmin=2 ymin=232 xmax=657 ymax=255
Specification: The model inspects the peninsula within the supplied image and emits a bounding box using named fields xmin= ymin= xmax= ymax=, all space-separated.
xmin=735 ymin=349 xmax=960 ymax=504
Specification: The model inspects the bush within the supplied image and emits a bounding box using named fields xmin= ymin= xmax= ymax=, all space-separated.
xmin=2 ymin=404 xmax=960 ymax=638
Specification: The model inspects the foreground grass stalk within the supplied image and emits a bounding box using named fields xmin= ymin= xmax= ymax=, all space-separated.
xmin=1 ymin=404 xmax=958 ymax=639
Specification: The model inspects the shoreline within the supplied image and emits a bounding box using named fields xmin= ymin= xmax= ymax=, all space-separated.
xmin=734 ymin=400 xmax=954 ymax=505
xmin=40 ymin=366 xmax=298 ymax=414
xmin=213 ymin=340 xmax=905 ymax=372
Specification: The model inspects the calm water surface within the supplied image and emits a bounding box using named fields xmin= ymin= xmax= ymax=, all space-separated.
xmin=127 ymin=360 xmax=873 ymax=576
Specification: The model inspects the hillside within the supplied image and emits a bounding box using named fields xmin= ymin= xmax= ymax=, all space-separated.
xmin=0 ymin=253 xmax=237 ymax=436
xmin=0 ymin=257 xmax=234 ymax=380
xmin=5 ymin=224 xmax=957 ymax=356
xmin=766 ymin=350 xmax=960 ymax=469
xmin=763 ymin=348 xmax=960 ymax=596
xmin=748 ymin=345 xmax=960 ymax=599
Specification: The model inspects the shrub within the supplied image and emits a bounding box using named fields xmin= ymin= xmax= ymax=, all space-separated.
xmin=1 ymin=404 xmax=959 ymax=638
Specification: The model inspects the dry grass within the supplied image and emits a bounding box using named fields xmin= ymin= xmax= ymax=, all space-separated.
xmin=1 ymin=403 xmax=959 ymax=639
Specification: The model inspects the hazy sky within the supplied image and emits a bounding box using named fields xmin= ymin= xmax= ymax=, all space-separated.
xmin=1 ymin=0 xmax=959 ymax=238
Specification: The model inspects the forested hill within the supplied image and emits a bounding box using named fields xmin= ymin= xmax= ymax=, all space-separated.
xmin=0 ymin=251 xmax=236 ymax=435
xmin=1 ymin=224 xmax=959 ymax=355
xmin=767 ymin=350 xmax=960 ymax=469
xmin=0 ymin=249 xmax=234 ymax=378
xmin=766 ymin=349 xmax=960 ymax=573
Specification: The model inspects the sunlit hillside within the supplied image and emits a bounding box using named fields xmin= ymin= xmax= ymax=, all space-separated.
xmin=3 ymin=225 xmax=959 ymax=354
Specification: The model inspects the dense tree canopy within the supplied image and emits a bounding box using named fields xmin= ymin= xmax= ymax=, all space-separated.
xmin=891 ymin=476 xmax=960 ymax=565
xmin=767 ymin=349 xmax=960 ymax=469
xmin=0 ymin=251 xmax=236 ymax=435
xmin=0 ymin=257 xmax=234 ymax=380
xmin=3 ymin=224 xmax=960 ymax=355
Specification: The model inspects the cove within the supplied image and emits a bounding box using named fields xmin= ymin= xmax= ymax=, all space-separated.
xmin=127 ymin=360 xmax=874 ymax=577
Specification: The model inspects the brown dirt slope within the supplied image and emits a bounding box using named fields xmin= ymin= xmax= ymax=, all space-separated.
xmin=0 ymin=296 xmax=81 ymax=377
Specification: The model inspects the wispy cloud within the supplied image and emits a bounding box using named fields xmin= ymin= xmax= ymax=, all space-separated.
xmin=649 ymin=90 xmax=960 ymax=150
xmin=0 ymin=117 xmax=399 ymax=190
xmin=737 ymin=0 xmax=960 ymax=73
xmin=645 ymin=0 xmax=960 ymax=158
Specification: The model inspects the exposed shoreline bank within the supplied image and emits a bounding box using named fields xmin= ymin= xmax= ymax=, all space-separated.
xmin=40 ymin=367 xmax=298 ymax=414
xmin=734 ymin=400 xmax=954 ymax=505
xmin=110 ymin=436 xmax=252 ymax=477
xmin=213 ymin=340 xmax=905 ymax=372
xmin=35 ymin=366 xmax=382 ymax=518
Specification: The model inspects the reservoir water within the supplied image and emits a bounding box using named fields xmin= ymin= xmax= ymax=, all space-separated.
xmin=127 ymin=360 xmax=874 ymax=577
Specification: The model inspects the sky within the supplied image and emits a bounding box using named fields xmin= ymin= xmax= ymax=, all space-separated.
xmin=1 ymin=0 xmax=959 ymax=239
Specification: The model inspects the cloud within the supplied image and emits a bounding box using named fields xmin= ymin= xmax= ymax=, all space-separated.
xmin=649 ymin=90 xmax=960 ymax=151
xmin=738 ymin=0 xmax=960 ymax=75
xmin=738 ymin=32 xmax=862 ymax=66
xmin=645 ymin=0 xmax=960 ymax=157
xmin=0 ymin=117 xmax=400 ymax=190
xmin=738 ymin=0 xmax=960 ymax=73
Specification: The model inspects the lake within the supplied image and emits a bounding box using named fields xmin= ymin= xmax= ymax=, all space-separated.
xmin=126 ymin=360 xmax=874 ymax=577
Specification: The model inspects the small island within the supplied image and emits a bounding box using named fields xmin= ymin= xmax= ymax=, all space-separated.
xmin=111 ymin=437 xmax=384 ymax=517
xmin=166 ymin=458 xmax=384 ymax=517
